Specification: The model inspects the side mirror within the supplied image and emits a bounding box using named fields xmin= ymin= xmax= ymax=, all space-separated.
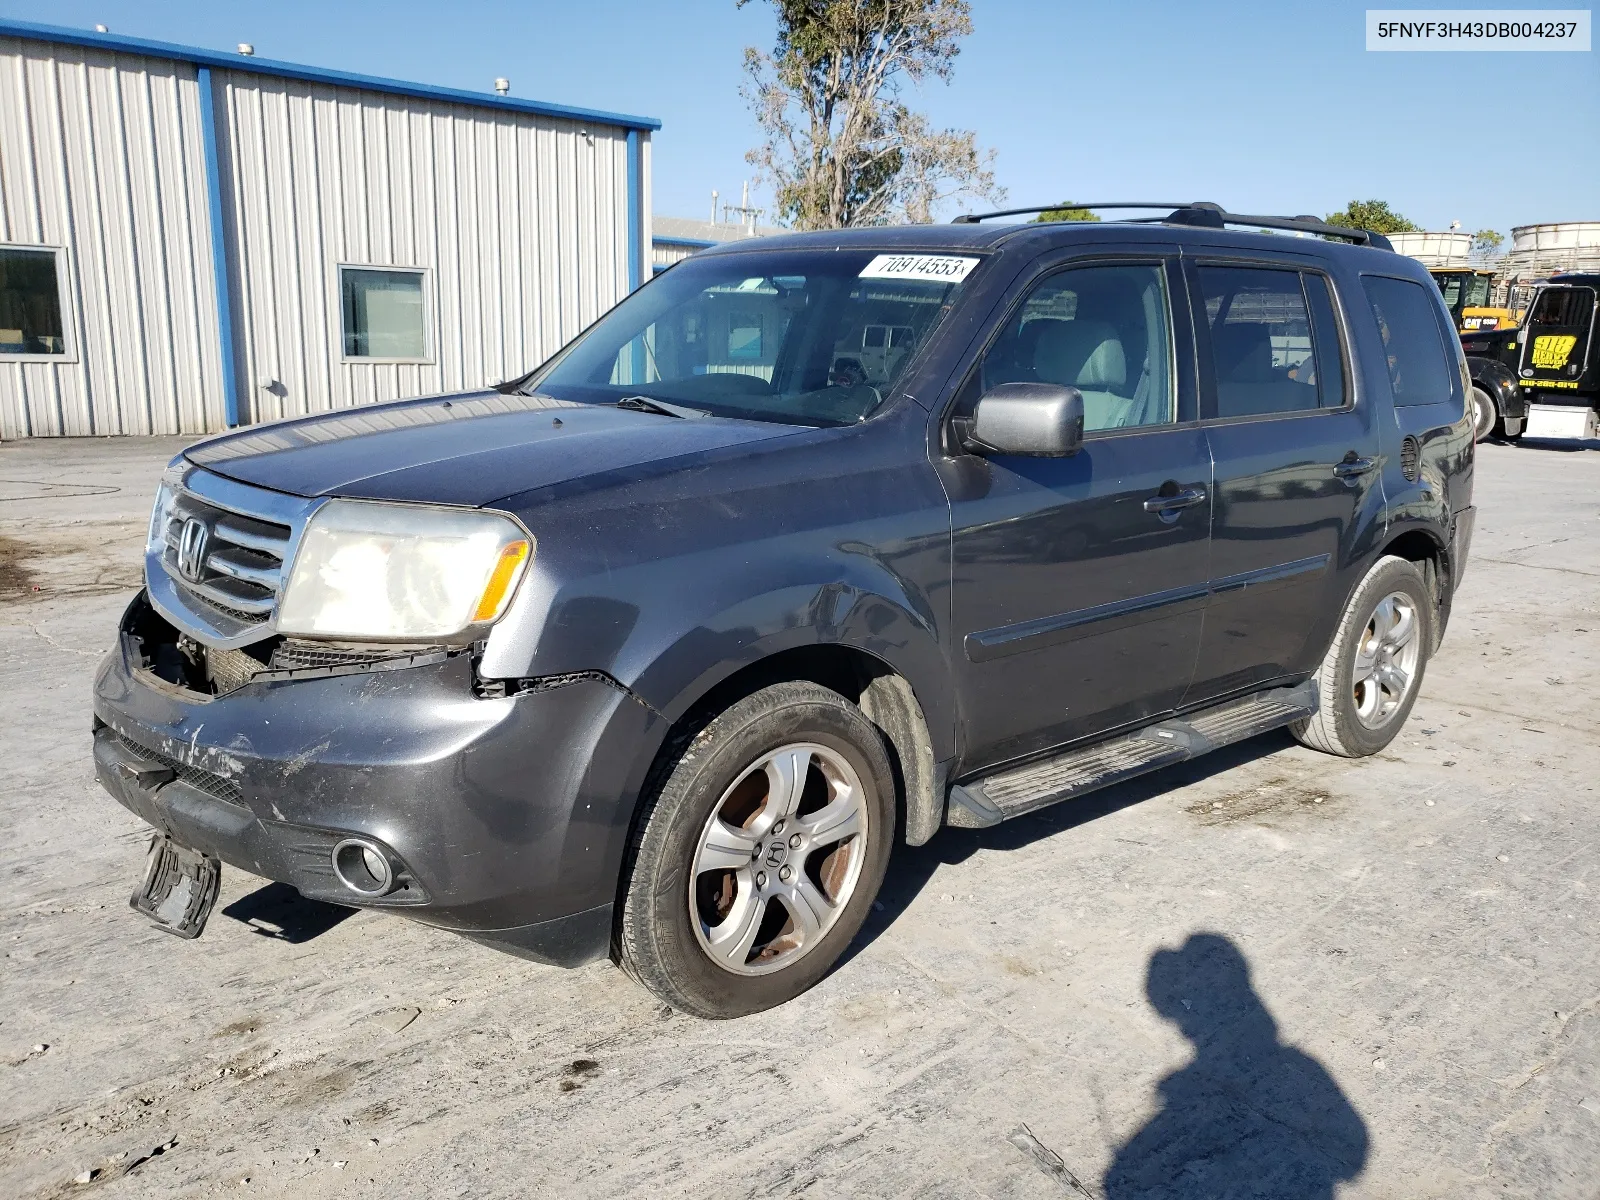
xmin=963 ymin=382 xmax=1084 ymax=457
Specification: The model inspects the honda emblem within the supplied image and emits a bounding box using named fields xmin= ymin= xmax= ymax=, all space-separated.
xmin=175 ymin=517 xmax=210 ymax=582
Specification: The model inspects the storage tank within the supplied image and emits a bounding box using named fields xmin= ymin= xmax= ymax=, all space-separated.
xmin=1511 ymin=221 xmax=1600 ymax=253
xmin=1387 ymin=231 xmax=1472 ymax=267
xmin=1502 ymin=221 xmax=1600 ymax=283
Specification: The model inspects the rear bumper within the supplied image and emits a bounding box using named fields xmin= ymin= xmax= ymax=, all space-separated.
xmin=92 ymin=594 xmax=662 ymax=966
xmin=1450 ymin=505 xmax=1476 ymax=588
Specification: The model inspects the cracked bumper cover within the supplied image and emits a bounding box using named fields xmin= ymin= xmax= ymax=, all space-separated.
xmin=91 ymin=598 xmax=662 ymax=967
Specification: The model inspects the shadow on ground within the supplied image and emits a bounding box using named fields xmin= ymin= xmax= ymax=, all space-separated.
xmin=221 ymin=882 xmax=355 ymax=943
xmin=842 ymin=735 xmax=1369 ymax=1195
xmin=1101 ymin=933 xmax=1368 ymax=1198
xmin=848 ymin=730 xmax=1300 ymax=963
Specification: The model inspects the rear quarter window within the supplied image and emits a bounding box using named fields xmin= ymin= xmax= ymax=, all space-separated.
xmin=1361 ymin=276 xmax=1456 ymax=407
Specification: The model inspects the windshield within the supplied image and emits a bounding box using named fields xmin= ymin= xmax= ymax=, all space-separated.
xmin=521 ymin=249 xmax=979 ymax=425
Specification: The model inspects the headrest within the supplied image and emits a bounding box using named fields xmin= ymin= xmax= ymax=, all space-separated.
xmin=1212 ymin=322 xmax=1274 ymax=382
xmin=1032 ymin=319 xmax=1127 ymax=391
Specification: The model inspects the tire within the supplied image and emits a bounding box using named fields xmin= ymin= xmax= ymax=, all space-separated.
xmin=615 ymin=682 xmax=895 ymax=1018
xmin=1290 ymin=556 xmax=1434 ymax=758
xmin=1470 ymin=386 xmax=1496 ymax=443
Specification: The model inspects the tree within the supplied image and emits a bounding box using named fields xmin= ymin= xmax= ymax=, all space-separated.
xmin=1034 ymin=205 xmax=1101 ymax=223
xmin=1471 ymin=228 xmax=1504 ymax=255
xmin=739 ymin=0 xmax=1004 ymax=229
xmin=1324 ymin=199 xmax=1420 ymax=234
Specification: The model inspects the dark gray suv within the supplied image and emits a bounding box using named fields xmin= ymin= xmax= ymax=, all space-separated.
xmin=93 ymin=203 xmax=1476 ymax=1017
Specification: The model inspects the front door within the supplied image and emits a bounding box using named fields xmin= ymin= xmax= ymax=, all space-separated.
xmin=1519 ymin=284 xmax=1597 ymax=396
xmin=1184 ymin=258 xmax=1384 ymax=703
xmin=944 ymin=255 xmax=1212 ymax=774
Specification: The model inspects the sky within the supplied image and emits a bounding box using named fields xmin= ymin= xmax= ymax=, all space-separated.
xmin=5 ymin=0 xmax=1596 ymax=237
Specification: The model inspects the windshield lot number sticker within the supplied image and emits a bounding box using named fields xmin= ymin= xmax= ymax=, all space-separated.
xmin=860 ymin=254 xmax=979 ymax=283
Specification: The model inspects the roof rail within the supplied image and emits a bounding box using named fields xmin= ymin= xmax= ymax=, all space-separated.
xmin=951 ymin=201 xmax=1394 ymax=251
xmin=951 ymin=202 xmax=1200 ymax=224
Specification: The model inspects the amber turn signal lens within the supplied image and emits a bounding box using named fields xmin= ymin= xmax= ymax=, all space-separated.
xmin=472 ymin=539 xmax=531 ymax=622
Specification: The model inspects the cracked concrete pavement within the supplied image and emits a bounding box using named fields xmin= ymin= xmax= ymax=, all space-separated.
xmin=1 ymin=435 xmax=1598 ymax=1198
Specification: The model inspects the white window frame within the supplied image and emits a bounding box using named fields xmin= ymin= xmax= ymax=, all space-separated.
xmin=0 ymin=242 xmax=78 ymax=364
xmin=336 ymin=264 xmax=435 ymax=365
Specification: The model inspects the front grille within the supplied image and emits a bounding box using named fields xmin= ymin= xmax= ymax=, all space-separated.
xmin=117 ymin=732 xmax=246 ymax=807
xmin=270 ymin=640 xmax=397 ymax=671
xmin=158 ymin=491 xmax=291 ymax=630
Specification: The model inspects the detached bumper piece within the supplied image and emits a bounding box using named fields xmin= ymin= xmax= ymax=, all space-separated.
xmin=131 ymin=834 xmax=221 ymax=938
xmin=93 ymin=724 xmax=428 ymax=909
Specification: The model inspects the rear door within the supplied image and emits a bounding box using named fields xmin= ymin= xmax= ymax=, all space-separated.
xmin=943 ymin=249 xmax=1212 ymax=772
xmin=1519 ymin=285 xmax=1598 ymax=396
xmin=1184 ymin=255 xmax=1385 ymax=704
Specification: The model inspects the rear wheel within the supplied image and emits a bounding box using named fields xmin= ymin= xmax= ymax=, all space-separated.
xmin=615 ymin=682 xmax=895 ymax=1018
xmin=1470 ymin=386 xmax=1497 ymax=442
xmin=1291 ymin=556 xmax=1433 ymax=758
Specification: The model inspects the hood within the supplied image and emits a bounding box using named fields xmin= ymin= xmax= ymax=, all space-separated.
xmin=185 ymin=391 xmax=801 ymax=507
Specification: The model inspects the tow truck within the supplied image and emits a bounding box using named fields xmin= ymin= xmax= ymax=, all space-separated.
xmin=1462 ymin=274 xmax=1598 ymax=443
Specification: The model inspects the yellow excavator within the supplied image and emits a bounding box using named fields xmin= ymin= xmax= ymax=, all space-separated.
xmin=1430 ymin=267 xmax=1515 ymax=332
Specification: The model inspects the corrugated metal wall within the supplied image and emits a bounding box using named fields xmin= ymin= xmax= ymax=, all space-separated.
xmin=0 ymin=34 xmax=648 ymax=438
xmin=652 ymin=240 xmax=702 ymax=270
xmin=213 ymin=71 xmax=641 ymax=424
xmin=0 ymin=38 xmax=226 ymax=437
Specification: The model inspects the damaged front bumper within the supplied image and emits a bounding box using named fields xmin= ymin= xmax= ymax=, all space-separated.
xmin=91 ymin=593 xmax=661 ymax=966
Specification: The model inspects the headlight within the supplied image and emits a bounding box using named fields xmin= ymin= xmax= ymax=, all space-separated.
xmin=277 ymin=500 xmax=532 ymax=641
xmin=146 ymin=483 xmax=178 ymax=557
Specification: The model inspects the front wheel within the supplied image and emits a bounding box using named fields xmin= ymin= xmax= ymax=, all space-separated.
xmin=1290 ymin=556 xmax=1433 ymax=758
xmin=615 ymin=682 xmax=895 ymax=1018
xmin=1470 ymin=386 xmax=1497 ymax=442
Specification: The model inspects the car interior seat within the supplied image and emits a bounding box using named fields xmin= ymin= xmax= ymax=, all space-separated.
xmin=1032 ymin=319 xmax=1132 ymax=430
xmin=1211 ymin=321 xmax=1316 ymax=415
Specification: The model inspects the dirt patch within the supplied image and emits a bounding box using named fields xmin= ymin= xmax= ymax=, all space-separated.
xmin=0 ymin=534 xmax=40 ymax=598
xmin=1187 ymin=775 xmax=1337 ymax=825
xmin=0 ymin=524 xmax=144 ymax=605
xmin=281 ymin=1060 xmax=371 ymax=1108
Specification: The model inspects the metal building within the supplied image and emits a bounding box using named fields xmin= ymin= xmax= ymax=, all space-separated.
xmin=0 ymin=19 xmax=658 ymax=439
xmin=651 ymin=215 xmax=781 ymax=275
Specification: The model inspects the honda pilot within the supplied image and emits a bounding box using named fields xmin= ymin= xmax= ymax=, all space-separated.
xmin=93 ymin=203 xmax=1476 ymax=1017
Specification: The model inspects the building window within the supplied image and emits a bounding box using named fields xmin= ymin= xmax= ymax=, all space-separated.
xmin=727 ymin=312 xmax=764 ymax=360
xmin=339 ymin=267 xmax=430 ymax=361
xmin=0 ymin=246 xmax=70 ymax=358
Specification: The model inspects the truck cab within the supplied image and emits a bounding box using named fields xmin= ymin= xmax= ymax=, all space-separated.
xmin=1516 ymin=274 xmax=1600 ymax=441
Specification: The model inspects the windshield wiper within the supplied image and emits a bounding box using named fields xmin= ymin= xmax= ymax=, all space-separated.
xmin=616 ymin=394 xmax=708 ymax=419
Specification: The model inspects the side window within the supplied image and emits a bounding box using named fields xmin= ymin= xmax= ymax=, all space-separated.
xmin=1197 ymin=266 xmax=1325 ymax=417
xmin=1435 ymin=275 xmax=1462 ymax=312
xmin=1529 ymin=286 xmax=1595 ymax=328
xmin=1361 ymin=276 xmax=1455 ymax=407
xmin=980 ymin=263 xmax=1174 ymax=432
xmin=0 ymin=245 xmax=69 ymax=357
xmin=1304 ymin=274 xmax=1348 ymax=408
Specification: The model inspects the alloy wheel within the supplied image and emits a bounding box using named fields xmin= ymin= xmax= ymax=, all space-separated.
xmin=1352 ymin=591 xmax=1421 ymax=728
xmin=689 ymin=742 xmax=869 ymax=976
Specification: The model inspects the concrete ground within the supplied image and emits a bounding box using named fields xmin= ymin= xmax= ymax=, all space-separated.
xmin=1 ymin=434 xmax=1597 ymax=1200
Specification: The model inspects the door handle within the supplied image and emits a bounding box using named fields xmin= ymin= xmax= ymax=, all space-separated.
xmin=1333 ymin=454 xmax=1377 ymax=478
xmin=1143 ymin=486 xmax=1207 ymax=515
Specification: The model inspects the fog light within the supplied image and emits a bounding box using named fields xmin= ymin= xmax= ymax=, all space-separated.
xmin=331 ymin=838 xmax=394 ymax=896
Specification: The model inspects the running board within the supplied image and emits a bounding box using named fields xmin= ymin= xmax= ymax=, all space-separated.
xmin=946 ymin=681 xmax=1318 ymax=828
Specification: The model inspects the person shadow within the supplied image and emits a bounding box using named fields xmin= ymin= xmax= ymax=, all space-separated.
xmin=1102 ymin=933 xmax=1369 ymax=1200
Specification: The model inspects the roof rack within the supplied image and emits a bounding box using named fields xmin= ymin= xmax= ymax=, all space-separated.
xmin=951 ymin=201 xmax=1393 ymax=250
